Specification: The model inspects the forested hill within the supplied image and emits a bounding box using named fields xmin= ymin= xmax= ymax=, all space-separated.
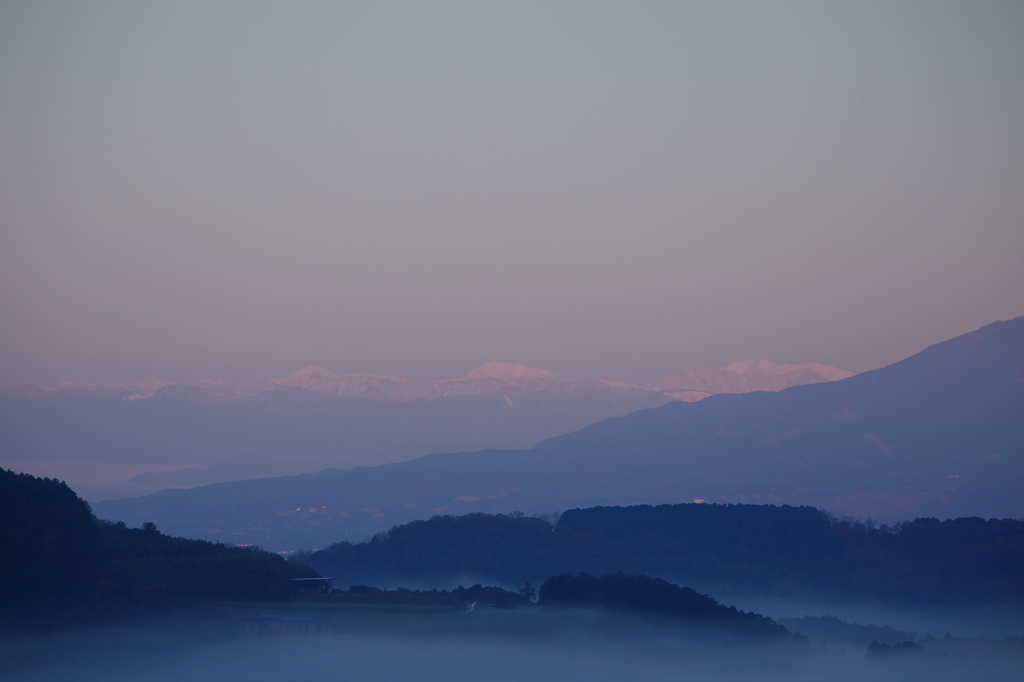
xmin=301 ymin=503 xmax=1024 ymax=606
xmin=0 ymin=468 xmax=318 ymax=626
xmin=539 ymin=573 xmax=792 ymax=639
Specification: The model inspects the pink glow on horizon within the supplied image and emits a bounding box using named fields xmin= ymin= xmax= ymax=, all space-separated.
xmin=0 ymin=3 xmax=1020 ymax=387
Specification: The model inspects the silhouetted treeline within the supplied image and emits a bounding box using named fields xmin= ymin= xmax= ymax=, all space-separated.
xmin=329 ymin=583 xmax=529 ymax=610
xmin=865 ymin=640 xmax=926 ymax=657
xmin=539 ymin=573 xmax=792 ymax=638
xmin=302 ymin=503 xmax=1024 ymax=605
xmin=0 ymin=469 xmax=318 ymax=625
xmin=777 ymin=616 xmax=914 ymax=647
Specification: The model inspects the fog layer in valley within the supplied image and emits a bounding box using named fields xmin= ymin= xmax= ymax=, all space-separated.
xmin=4 ymin=610 xmax=1022 ymax=682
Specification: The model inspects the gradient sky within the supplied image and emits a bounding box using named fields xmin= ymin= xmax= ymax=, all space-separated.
xmin=1 ymin=1 xmax=1022 ymax=387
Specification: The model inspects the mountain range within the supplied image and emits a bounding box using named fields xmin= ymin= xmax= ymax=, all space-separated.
xmin=0 ymin=359 xmax=849 ymax=500
xmin=33 ymin=358 xmax=852 ymax=403
xmin=91 ymin=317 xmax=1024 ymax=552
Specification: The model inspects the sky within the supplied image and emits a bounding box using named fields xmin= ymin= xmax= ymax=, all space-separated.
xmin=1 ymin=1 xmax=1022 ymax=387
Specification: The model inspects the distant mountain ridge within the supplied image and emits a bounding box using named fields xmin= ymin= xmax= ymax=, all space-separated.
xmin=3 ymin=358 xmax=850 ymax=500
xmin=21 ymin=358 xmax=853 ymax=404
xmin=0 ymin=382 xmax=674 ymax=501
xmin=91 ymin=317 xmax=1024 ymax=551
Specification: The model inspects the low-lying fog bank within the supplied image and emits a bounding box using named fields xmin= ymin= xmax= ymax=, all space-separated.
xmin=3 ymin=610 xmax=1021 ymax=682
xmin=713 ymin=592 xmax=1024 ymax=641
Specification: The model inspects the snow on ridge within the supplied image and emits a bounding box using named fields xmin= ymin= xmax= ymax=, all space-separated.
xmin=39 ymin=358 xmax=855 ymax=403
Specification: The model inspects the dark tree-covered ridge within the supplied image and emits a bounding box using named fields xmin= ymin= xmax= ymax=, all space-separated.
xmin=303 ymin=503 xmax=1024 ymax=605
xmin=1 ymin=469 xmax=97 ymax=614
xmin=0 ymin=468 xmax=318 ymax=624
xmin=539 ymin=573 xmax=792 ymax=638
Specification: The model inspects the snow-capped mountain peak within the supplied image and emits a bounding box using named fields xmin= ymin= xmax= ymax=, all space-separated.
xmin=459 ymin=361 xmax=572 ymax=391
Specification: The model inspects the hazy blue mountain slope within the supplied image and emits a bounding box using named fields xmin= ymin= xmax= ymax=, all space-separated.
xmin=93 ymin=318 xmax=1024 ymax=551
xmin=0 ymin=384 xmax=671 ymax=500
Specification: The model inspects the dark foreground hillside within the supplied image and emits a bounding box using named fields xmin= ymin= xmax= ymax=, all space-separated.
xmin=0 ymin=469 xmax=318 ymax=627
xmin=302 ymin=503 xmax=1024 ymax=606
